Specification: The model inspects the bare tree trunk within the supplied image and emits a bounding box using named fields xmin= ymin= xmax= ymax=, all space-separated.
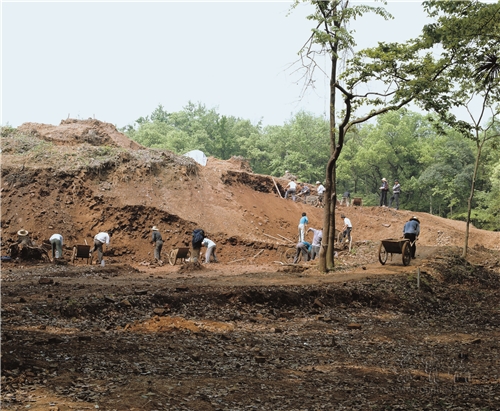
xmin=320 ymin=155 xmax=336 ymax=271
xmin=462 ymin=140 xmax=482 ymax=258
xmin=318 ymin=17 xmax=339 ymax=272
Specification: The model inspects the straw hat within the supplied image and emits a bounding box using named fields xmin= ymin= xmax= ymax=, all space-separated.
xmin=152 ymin=226 xmax=159 ymax=231
xmin=17 ymin=229 xmax=29 ymax=236
xmin=316 ymin=181 xmax=321 ymax=184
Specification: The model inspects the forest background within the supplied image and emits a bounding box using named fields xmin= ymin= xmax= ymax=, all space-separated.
xmin=122 ymin=103 xmax=499 ymax=231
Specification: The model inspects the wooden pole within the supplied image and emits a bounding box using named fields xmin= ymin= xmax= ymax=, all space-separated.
xmin=277 ymin=234 xmax=295 ymax=243
xmin=229 ymin=258 xmax=246 ymax=264
xmin=263 ymin=233 xmax=284 ymax=243
xmin=272 ymin=177 xmax=283 ymax=198
xmin=253 ymin=249 xmax=264 ymax=258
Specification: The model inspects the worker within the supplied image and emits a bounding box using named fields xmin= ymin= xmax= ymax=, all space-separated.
xmin=298 ymin=212 xmax=309 ymax=242
xmin=151 ymin=226 xmax=163 ymax=263
xmin=91 ymin=231 xmax=111 ymax=265
xmin=307 ymin=227 xmax=322 ymax=260
xmin=293 ymin=241 xmax=312 ymax=263
xmin=17 ymin=229 xmax=32 ymax=246
xmin=341 ymin=190 xmax=351 ymax=207
xmin=340 ymin=214 xmax=352 ymax=243
xmin=284 ymin=179 xmax=297 ymax=201
xmin=403 ymin=216 xmax=420 ymax=259
xmin=49 ymin=233 xmax=64 ymax=260
xmin=296 ymin=184 xmax=311 ymax=202
xmin=316 ymin=181 xmax=326 ymax=204
xmin=191 ymin=228 xmax=205 ymax=262
xmin=201 ymin=237 xmax=218 ymax=263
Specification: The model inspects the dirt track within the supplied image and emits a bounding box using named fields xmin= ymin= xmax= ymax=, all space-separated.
xmin=2 ymin=119 xmax=500 ymax=410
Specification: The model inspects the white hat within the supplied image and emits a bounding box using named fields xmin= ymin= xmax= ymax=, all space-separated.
xmin=316 ymin=181 xmax=321 ymax=184
xmin=382 ymin=178 xmax=387 ymax=181
xmin=17 ymin=229 xmax=29 ymax=236
xmin=152 ymin=226 xmax=159 ymax=231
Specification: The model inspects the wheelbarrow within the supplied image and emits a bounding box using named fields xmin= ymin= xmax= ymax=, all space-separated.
xmin=378 ymin=238 xmax=413 ymax=266
xmin=71 ymin=244 xmax=92 ymax=264
xmin=168 ymin=247 xmax=191 ymax=265
xmin=336 ymin=228 xmax=353 ymax=252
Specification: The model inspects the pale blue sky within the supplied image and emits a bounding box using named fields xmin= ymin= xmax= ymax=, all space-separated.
xmin=1 ymin=1 xmax=430 ymax=128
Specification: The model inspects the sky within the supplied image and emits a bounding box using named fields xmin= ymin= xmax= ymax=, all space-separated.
xmin=1 ymin=1 xmax=431 ymax=129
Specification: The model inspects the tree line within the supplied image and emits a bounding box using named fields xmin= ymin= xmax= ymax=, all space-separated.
xmin=122 ymin=103 xmax=499 ymax=232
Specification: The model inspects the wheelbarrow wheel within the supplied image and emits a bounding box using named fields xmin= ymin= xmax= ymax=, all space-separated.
xmin=336 ymin=230 xmax=343 ymax=245
xmin=402 ymin=242 xmax=412 ymax=266
xmin=281 ymin=248 xmax=298 ymax=264
xmin=168 ymin=249 xmax=178 ymax=266
xmin=378 ymin=242 xmax=388 ymax=265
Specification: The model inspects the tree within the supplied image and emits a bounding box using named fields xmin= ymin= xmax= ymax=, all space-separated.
xmin=418 ymin=0 xmax=500 ymax=257
xmin=124 ymin=102 xmax=263 ymax=160
xmin=416 ymin=132 xmax=475 ymax=216
xmin=292 ymin=0 xmax=450 ymax=271
xmin=346 ymin=110 xmax=427 ymax=203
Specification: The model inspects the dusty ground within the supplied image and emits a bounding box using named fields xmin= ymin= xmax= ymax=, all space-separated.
xmin=1 ymin=119 xmax=500 ymax=410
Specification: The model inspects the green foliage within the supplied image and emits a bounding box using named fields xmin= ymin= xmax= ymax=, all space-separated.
xmin=1 ymin=124 xmax=16 ymax=138
xmin=258 ymin=111 xmax=330 ymax=182
xmin=123 ymin=99 xmax=498 ymax=229
xmin=1 ymin=132 xmax=54 ymax=156
xmin=124 ymin=102 xmax=262 ymax=161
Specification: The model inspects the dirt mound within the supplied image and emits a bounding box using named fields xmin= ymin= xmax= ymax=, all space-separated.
xmin=17 ymin=118 xmax=144 ymax=150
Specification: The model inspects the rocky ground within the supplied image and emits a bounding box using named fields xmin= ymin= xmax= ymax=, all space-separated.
xmin=1 ymin=119 xmax=500 ymax=410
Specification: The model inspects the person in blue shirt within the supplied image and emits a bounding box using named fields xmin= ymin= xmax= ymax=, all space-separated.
xmin=298 ymin=212 xmax=309 ymax=242
xmin=293 ymin=241 xmax=312 ymax=263
xmin=403 ymin=216 xmax=420 ymax=259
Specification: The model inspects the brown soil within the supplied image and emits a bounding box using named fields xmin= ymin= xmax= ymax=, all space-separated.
xmin=2 ymin=119 xmax=500 ymax=410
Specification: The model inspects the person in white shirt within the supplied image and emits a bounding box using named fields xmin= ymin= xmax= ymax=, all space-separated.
xmin=284 ymin=179 xmax=297 ymax=201
xmin=307 ymin=227 xmax=323 ymax=260
xmin=201 ymin=237 xmax=218 ymax=263
xmin=316 ymin=181 xmax=325 ymax=203
xmin=91 ymin=231 xmax=111 ymax=264
xmin=49 ymin=233 xmax=64 ymax=260
xmin=340 ymin=214 xmax=352 ymax=243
